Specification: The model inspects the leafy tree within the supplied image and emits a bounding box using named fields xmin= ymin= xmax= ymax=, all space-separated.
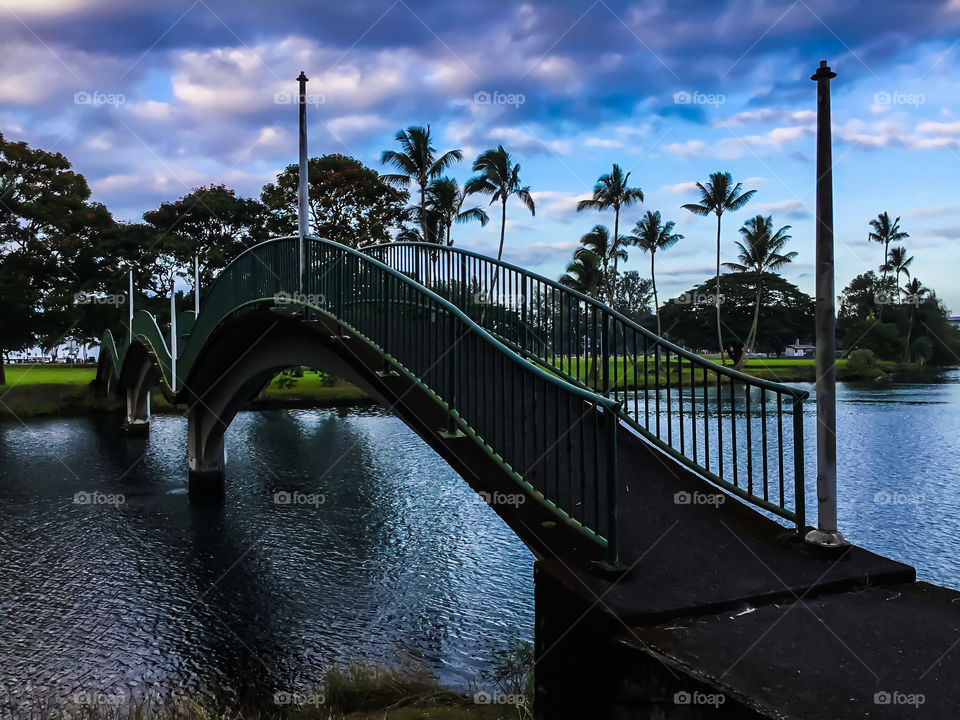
xmin=722 ymin=214 xmax=796 ymax=367
xmin=422 ymin=177 xmax=488 ymax=246
xmin=381 ymin=126 xmax=462 ymax=243
xmin=262 ymin=155 xmax=408 ymax=248
xmin=909 ymin=293 xmax=960 ymax=366
xmin=464 ymin=145 xmax=535 ymax=283
xmin=559 ymin=247 xmax=603 ymax=297
xmin=574 ymin=225 xmax=624 ymax=301
xmin=901 ymin=278 xmax=928 ymax=361
xmin=838 ymin=271 xmax=891 ymax=321
xmin=842 ymin=318 xmax=905 ymax=360
xmin=0 ymin=132 xmax=115 ymax=381
xmin=576 ymin=164 xmax=643 ymax=287
xmin=659 ymin=273 xmax=812 ymax=354
xmin=682 ymin=171 xmax=756 ymax=364
xmin=0 ymin=250 xmax=43 ymax=383
xmin=144 ymin=184 xmax=268 ymax=284
xmin=627 ymin=210 xmax=683 ymax=337
xmin=610 ymin=270 xmax=653 ymax=324
xmin=911 ymin=335 xmax=934 ymax=365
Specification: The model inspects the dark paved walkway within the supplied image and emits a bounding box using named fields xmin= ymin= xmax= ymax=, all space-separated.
xmin=634 ymin=581 xmax=960 ymax=717
xmin=536 ymin=426 xmax=960 ymax=717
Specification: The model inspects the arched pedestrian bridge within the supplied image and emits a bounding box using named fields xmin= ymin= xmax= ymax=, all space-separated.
xmin=97 ymin=235 xmax=935 ymax=717
xmin=97 ymin=235 xmax=909 ymax=592
xmin=98 ymin=235 xmax=812 ymax=566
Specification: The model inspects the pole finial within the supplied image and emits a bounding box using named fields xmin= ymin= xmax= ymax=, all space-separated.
xmin=297 ymin=71 xmax=308 ymax=83
xmin=811 ymin=60 xmax=837 ymax=81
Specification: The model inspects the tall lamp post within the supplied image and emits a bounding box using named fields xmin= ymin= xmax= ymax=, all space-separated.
xmin=194 ymin=255 xmax=200 ymax=315
xmin=297 ymin=70 xmax=309 ymax=296
xmin=806 ymin=60 xmax=848 ymax=548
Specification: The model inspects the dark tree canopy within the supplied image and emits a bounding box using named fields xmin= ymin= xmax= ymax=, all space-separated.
xmin=658 ymin=272 xmax=814 ymax=354
xmin=143 ymin=184 xmax=268 ymax=284
xmin=0 ymin=132 xmax=117 ymax=371
xmin=261 ymin=154 xmax=409 ymax=247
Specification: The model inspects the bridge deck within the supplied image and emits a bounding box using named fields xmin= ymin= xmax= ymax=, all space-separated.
xmin=540 ymin=427 xmax=914 ymax=622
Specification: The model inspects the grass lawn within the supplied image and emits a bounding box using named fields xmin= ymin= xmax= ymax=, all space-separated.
xmin=0 ymin=364 xmax=112 ymax=419
xmin=3 ymin=364 xmax=97 ymax=386
xmin=1 ymin=364 xmax=372 ymax=419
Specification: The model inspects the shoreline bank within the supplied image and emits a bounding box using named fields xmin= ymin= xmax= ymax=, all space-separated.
xmin=1 ymin=362 xmax=953 ymax=421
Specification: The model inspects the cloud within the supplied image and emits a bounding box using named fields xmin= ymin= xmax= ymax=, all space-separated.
xmin=665 ymin=125 xmax=812 ymax=159
xmin=585 ymin=137 xmax=622 ymax=148
xmin=661 ymin=181 xmax=700 ymax=195
xmin=325 ymin=114 xmax=389 ymax=141
xmin=664 ymin=139 xmax=707 ymax=159
xmin=502 ymin=240 xmax=581 ymax=267
xmin=753 ymin=199 xmax=811 ymax=220
xmin=907 ymin=202 xmax=960 ymax=219
xmin=714 ymin=109 xmax=816 ymax=127
xmin=530 ymin=190 xmax=592 ymax=219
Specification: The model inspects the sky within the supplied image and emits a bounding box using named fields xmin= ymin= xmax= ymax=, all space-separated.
xmin=2 ymin=0 xmax=959 ymax=313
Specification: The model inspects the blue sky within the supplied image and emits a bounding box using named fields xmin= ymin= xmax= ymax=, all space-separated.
xmin=2 ymin=0 xmax=959 ymax=312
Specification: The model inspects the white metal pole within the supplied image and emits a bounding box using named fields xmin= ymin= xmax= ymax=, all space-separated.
xmin=128 ymin=269 xmax=134 ymax=345
xmin=194 ymin=255 xmax=200 ymax=315
xmin=170 ymin=279 xmax=177 ymax=392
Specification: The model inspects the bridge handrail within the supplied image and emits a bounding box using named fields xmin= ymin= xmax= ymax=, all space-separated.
xmin=364 ymin=242 xmax=807 ymax=400
xmin=363 ymin=241 xmax=808 ymax=531
xmin=170 ymin=236 xmax=616 ymax=408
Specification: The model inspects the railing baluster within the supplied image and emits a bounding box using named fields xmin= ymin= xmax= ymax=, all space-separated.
xmin=745 ymin=383 xmax=753 ymax=496
xmin=761 ymin=388 xmax=769 ymax=502
xmin=655 ymin=344 xmax=661 ymax=439
xmin=778 ymin=394 xmax=785 ymax=508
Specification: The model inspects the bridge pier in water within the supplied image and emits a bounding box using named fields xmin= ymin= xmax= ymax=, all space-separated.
xmin=187 ymin=406 xmax=226 ymax=499
xmin=121 ymin=359 xmax=152 ymax=436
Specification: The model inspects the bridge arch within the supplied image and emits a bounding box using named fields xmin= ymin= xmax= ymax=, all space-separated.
xmin=97 ymin=236 xmax=621 ymax=564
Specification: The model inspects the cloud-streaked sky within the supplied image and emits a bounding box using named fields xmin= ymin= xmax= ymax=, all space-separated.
xmin=3 ymin=0 xmax=959 ymax=311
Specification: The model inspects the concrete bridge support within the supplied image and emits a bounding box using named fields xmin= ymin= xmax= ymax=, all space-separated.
xmin=123 ymin=360 xmax=153 ymax=435
xmin=180 ymin=314 xmax=390 ymax=499
xmin=187 ymin=404 xmax=226 ymax=498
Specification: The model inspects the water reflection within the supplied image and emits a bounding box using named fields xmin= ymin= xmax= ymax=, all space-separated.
xmin=0 ymin=408 xmax=534 ymax=710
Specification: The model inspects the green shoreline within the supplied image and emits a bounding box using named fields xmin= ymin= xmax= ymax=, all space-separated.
xmin=0 ymin=360 xmax=949 ymax=421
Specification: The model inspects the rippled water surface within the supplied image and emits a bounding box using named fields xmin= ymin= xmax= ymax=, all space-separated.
xmin=0 ymin=407 xmax=534 ymax=708
xmin=1 ymin=370 xmax=959 ymax=707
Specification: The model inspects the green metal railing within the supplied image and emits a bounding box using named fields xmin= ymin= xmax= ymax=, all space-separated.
xmin=364 ymin=242 xmax=809 ymax=531
xmin=100 ymin=236 xmax=623 ymax=563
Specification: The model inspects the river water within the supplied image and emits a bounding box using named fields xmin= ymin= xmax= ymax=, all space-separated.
xmin=0 ymin=370 xmax=958 ymax=709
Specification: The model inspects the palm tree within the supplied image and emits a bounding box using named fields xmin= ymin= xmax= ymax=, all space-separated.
xmin=577 ymin=164 xmax=644 ymax=295
xmin=576 ymin=225 xmax=626 ymax=302
xmin=682 ymin=172 xmax=756 ymax=364
xmin=560 ymin=245 xmax=605 ymax=387
xmin=424 ymin=177 xmax=489 ymax=246
xmin=560 ymin=247 xmax=604 ymax=297
xmin=902 ymin=277 xmax=928 ymax=361
xmin=723 ymin=215 xmax=796 ymax=368
xmin=627 ymin=211 xmax=683 ymax=337
xmin=868 ymin=212 xmax=909 ymax=284
xmin=464 ymin=146 xmax=535 ymax=282
xmin=881 ymin=246 xmax=914 ymax=302
xmin=381 ymin=125 xmax=463 ymax=244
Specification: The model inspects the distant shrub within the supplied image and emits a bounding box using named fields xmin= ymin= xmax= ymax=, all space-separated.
xmin=846 ymin=348 xmax=884 ymax=379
